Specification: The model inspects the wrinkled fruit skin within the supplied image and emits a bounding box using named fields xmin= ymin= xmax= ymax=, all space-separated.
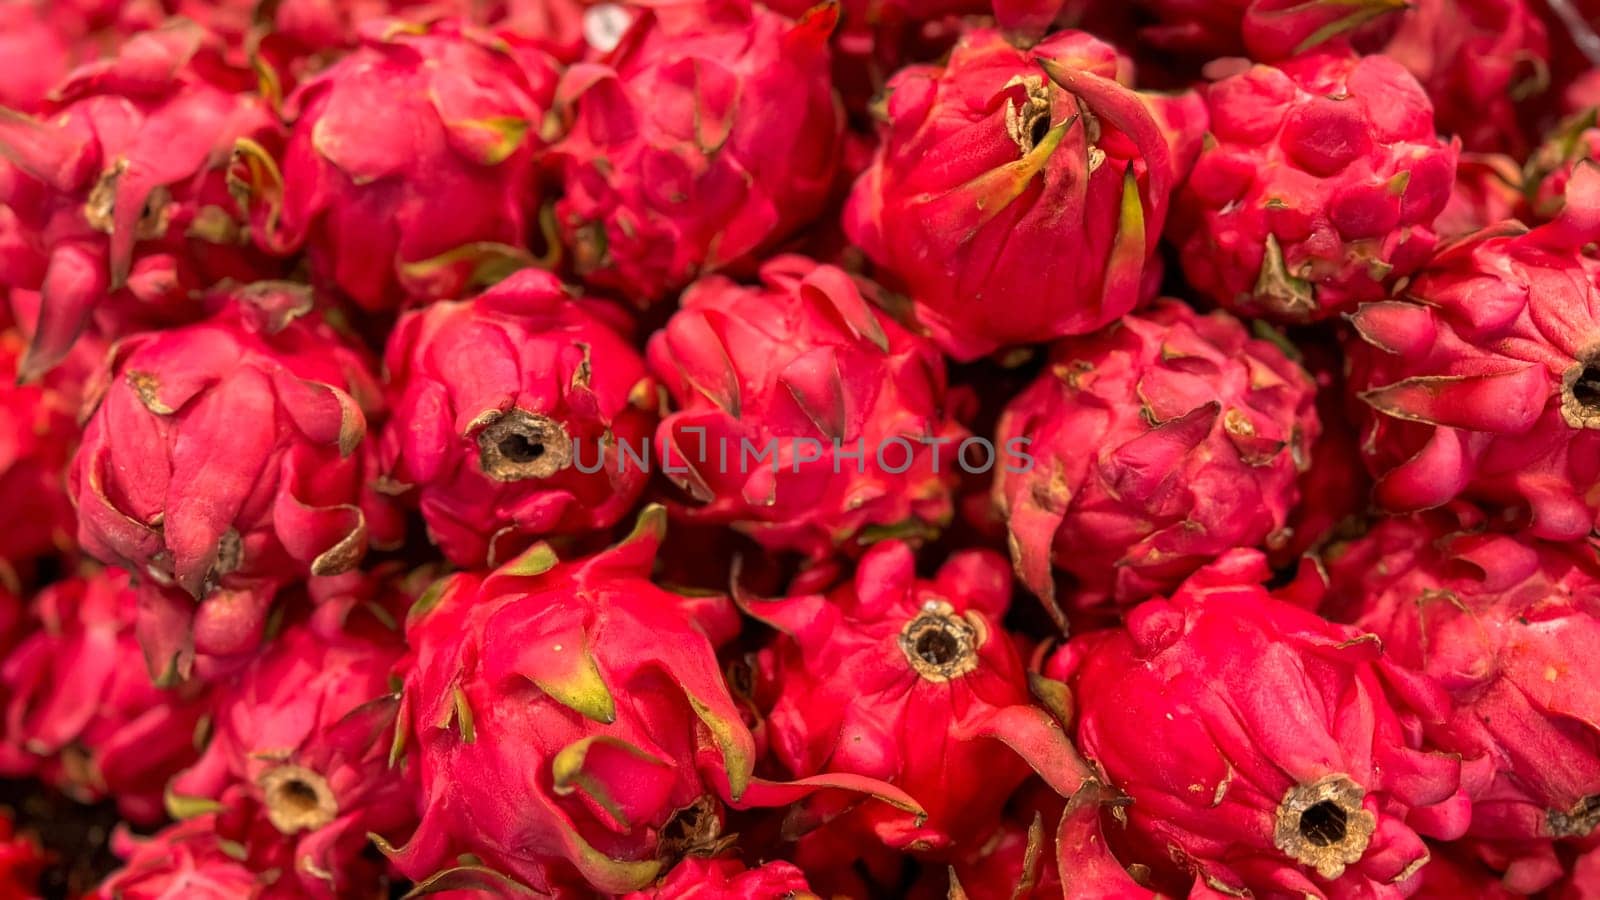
xmin=649 ymin=255 xmax=963 ymax=564
xmin=69 ymin=284 xmax=399 ymax=677
xmin=622 ymin=856 xmax=815 ymax=899
xmin=995 ymin=299 xmax=1318 ymax=616
xmin=1319 ymin=510 xmax=1600 ymax=894
xmin=1048 ymin=550 xmax=1471 ymax=898
xmin=387 ymin=511 xmax=917 ymax=895
xmin=552 ymin=0 xmax=842 ymax=306
xmin=0 ymin=568 xmax=208 ymax=825
xmin=1344 ymin=196 xmax=1600 ymax=542
xmin=380 ymin=268 xmax=657 ymax=568
xmin=748 ymin=541 xmax=1089 ymax=853
xmin=0 ymin=22 xmax=280 ymax=379
xmin=168 ymin=621 xmax=413 ymax=899
xmin=232 ymin=18 xmax=557 ymax=312
xmin=1171 ymin=53 xmax=1456 ymax=323
xmin=843 ymin=27 xmax=1203 ymax=361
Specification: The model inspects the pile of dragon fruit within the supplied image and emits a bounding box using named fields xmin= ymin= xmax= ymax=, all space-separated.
xmin=12 ymin=0 xmax=1600 ymax=897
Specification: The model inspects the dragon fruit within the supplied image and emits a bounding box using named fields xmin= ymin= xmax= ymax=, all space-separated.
xmin=1129 ymin=0 xmax=1406 ymax=61
xmin=166 ymin=620 xmax=412 ymax=898
xmin=0 ymin=21 xmax=280 ymax=379
xmin=994 ymin=299 xmax=1319 ymax=619
xmin=69 ymin=282 xmax=400 ymax=680
xmin=384 ymin=507 xmax=920 ymax=895
xmin=0 ymin=324 xmax=90 ymax=581
xmin=549 ymin=0 xmax=841 ymax=306
xmin=743 ymin=541 xmax=1091 ymax=853
xmin=98 ymin=792 xmax=387 ymax=899
xmin=0 ymin=814 xmax=44 ymax=900
xmin=1170 ymin=53 xmax=1456 ymax=323
xmin=1045 ymin=550 xmax=1471 ymax=898
xmin=622 ymin=857 xmax=814 ymax=899
xmin=843 ymin=27 xmax=1202 ymax=362
xmin=230 ymin=18 xmax=557 ymax=313
xmin=1377 ymin=0 xmax=1550 ymax=156
xmin=1317 ymin=509 xmax=1600 ymax=893
xmin=1436 ymin=152 xmax=1525 ymax=238
xmin=378 ymin=268 xmax=657 ymax=568
xmin=648 ymin=255 xmax=964 ymax=567
xmin=1343 ymin=168 xmax=1600 ymax=541
xmin=0 ymin=567 xmax=209 ymax=825
xmin=1526 ymin=108 xmax=1600 ymax=221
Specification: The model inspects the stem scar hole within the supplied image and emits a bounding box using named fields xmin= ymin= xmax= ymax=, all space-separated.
xmin=259 ymin=764 xmax=338 ymax=835
xmin=476 ymin=408 xmax=573 ymax=482
xmin=1298 ymin=800 xmax=1348 ymax=847
xmin=898 ymin=601 xmax=984 ymax=682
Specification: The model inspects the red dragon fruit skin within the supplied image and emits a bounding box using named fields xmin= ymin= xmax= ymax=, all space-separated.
xmin=1171 ymin=53 xmax=1457 ymax=323
xmin=1129 ymin=0 xmax=1406 ymax=61
xmin=0 ymin=21 xmax=281 ymax=379
xmin=550 ymin=0 xmax=842 ymax=306
xmin=0 ymin=567 xmax=209 ymax=826
xmin=385 ymin=508 xmax=921 ymax=896
xmin=0 ymin=813 xmax=44 ymax=900
xmin=994 ymin=299 xmax=1319 ymax=619
xmin=1344 ymin=167 xmax=1600 ymax=542
xmin=1047 ymin=550 xmax=1471 ymax=898
xmin=379 ymin=268 xmax=657 ymax=568
xmin=97 ymin=792 xmax=388 ymax=899
xmin=648 ymin=255 xmax=964 ymax=566
xmin=0 ymin=323 xmax=91 ymax=580
xmin=230 ymin=18 xmax=558 ymax=313
xmin=166 ymin=621 xmax=413 ymax=899
xmin=621 ymin=856 xmax=815 ymax=900
xmin=1318 ymin=510 xmax=1600 ymax=894
xmin=743 ymin=541 xmax=1091 ymax=854
xmin=68 ymin=282 xmax=400 ymax=680
xmin=1526 ymin=109 xmax=1600 ymax=222
xmin=842 ymin=26 xmax=1204 ymax=362
xmin=1376 ymin=0 xmax=1549 ymax=156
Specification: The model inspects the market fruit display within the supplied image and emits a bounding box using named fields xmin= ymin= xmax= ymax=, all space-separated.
xmin=6 ymin=0 xmax=1600 ymax=897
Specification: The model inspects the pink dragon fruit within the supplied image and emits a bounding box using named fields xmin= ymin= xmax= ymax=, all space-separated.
xmin=648 ymin=255 xmax=964 ymax=567
xmin=0 ymin=814 xmax=44 ymax=900
xmin=1318 ymin=509 xmax=1600 ymax=893
xmin=1129 ymin=0 xmax=1406 ymax=61
xmin=994 ymin=299 xmax=1319 ymax=620
xmin=0 ymin=567 xmax=209 ymax=825
xmin=843 ymin=27 xmax=1203 ymax=362
xmin=69 ymin=282 xmax=400 ymax=679
xmin=622 ymin=857 xmax=814 ymax=899
xmin=166 ymin=620 xmax=413 ymax=899
xmin=378 ymin=268 xmax=657 ymax=568
xmin=384 ymin=507 xmax=920 ymax=895
xmin=1045 ymin=550 xmax=1471 ymax=898
xmin=1435 ymin=152 xmax=1525 ymax=238
xmin=97 ymin=792 xmax=387 ymax=899
xmin=549 ymin=0 xmax=841 ymax=306
xmin=230 ymin=18 xmax=558 ymax=313
xmin=1526 ymin=109 xmax=1600 ymax=221
xmin=1344 ymin=167 xmax=1600 ymax=541
xmin=0 ymin=324 xmax=91 ymax=581
xmin=743 ymin=541 xmax=1091 ymax=854
xmin=0 ymin=21 xmax=280 ymax=379
xmin=1377 ymin=0 xmax=1550 ymax=156
xmin=1170 ymin=53 xmax=1457 ymax=323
